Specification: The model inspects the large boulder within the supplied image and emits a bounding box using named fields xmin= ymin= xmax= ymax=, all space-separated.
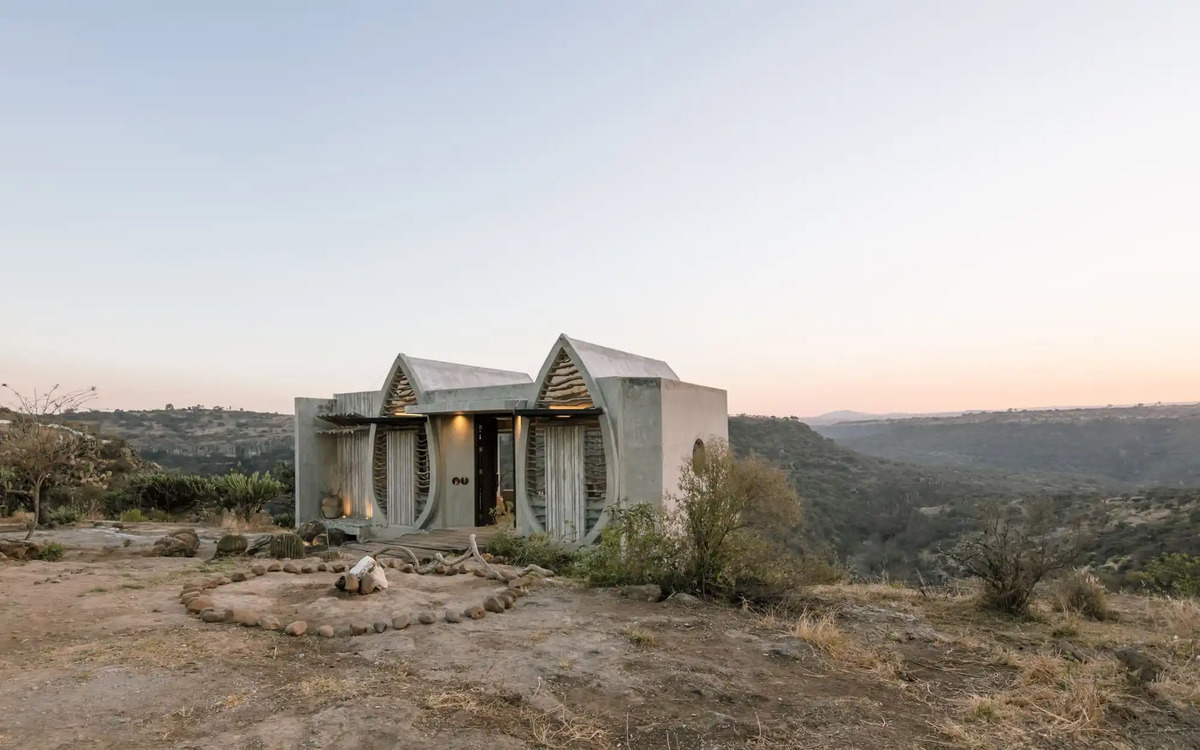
xmin=0 ymin=540 xmax=41 ymax=561
xmin=620 ymin=584 xmax=663 ymax=602
xmin=153 ymin=528 xmax=199 ymax=558
xmin=298 ymin=520 xmax=326 ymax=543
xmin=1116 ymin=648 xmax=1164 ymax=684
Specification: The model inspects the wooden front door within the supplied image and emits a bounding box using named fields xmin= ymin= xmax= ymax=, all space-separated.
xmin=475 ymin=416 xmax=499 ymax=526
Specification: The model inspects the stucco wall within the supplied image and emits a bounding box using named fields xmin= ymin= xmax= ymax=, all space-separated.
xmin=429 ymin=414 xmax=476 ymax=528
xmin=294 ymin=397 xmax=336 ymax=524
xmin=660 ymin=380 xmax=729 ymax=515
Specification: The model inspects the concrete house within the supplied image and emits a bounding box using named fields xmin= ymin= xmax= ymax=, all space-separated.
xmin=294 ymin=335 xmax=728 ymax=543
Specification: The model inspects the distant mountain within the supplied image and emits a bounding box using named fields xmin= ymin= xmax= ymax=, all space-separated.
xmin=813 ymin=403 xmax=1200 ymax=486
xmin=64 ymin=407 xmax=292 ymax=475
xmin=802 ymin=409 xmax=963 ymax=425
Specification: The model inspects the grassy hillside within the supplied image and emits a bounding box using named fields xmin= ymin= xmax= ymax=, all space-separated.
xmin=730 ymin=416 xmax=1113 ymax=573
xmin=63 ymin=407 xmax=292 ymax=475
xmin=814 ymin=403 xmax=1200 ymax=486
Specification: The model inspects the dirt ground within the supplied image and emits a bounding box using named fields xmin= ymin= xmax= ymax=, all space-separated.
xmin=2 ymin=525 xmax=1199 ymax=749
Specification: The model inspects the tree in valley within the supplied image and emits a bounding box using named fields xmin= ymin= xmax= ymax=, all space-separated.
xmin=0 ymin=384 xmax=100 ymax=538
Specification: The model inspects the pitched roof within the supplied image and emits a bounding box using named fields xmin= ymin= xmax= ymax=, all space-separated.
xmin=403 ymin=356 xmax=532 ymax=393
xmin=564 ymin=336 xmax=678 ymax=381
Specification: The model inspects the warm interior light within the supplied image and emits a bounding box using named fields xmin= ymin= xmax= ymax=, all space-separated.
xmin=341 ymin=497 xmax=352 ymax=517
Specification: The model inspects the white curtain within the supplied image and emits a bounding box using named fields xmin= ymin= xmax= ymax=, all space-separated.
xmin=337 ymin=430 xmax=374 ymax=519
xmin=387 ymin=430 xmax=416 ymax=526
xmin=544 ymin=424 xmax=586 ymax=542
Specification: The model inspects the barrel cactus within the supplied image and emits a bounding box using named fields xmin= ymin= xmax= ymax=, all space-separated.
xmin=214 ymin=534 xmax=247 ymax=557
xmin=269 ymin=532 xmax=305 ymax=559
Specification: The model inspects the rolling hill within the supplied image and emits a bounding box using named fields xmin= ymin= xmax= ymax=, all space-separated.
xmin=814 ymin=403 xmax=1200 ymax=486
xmin=29 ymin=406 xmax=1200 ymax=582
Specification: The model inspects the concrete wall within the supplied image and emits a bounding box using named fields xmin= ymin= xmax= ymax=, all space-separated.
xmin=599 ymin=377 xmax=665 ymax=510
xmin=294 ymin=397 xmax=337 ymax=524
xmin=422 ymin=383 xmax=533 ymax=406
xmin=660 ymin=380 xmax=729 ymax=515
xmin=429 ymin=414 xmax=476 ymax=528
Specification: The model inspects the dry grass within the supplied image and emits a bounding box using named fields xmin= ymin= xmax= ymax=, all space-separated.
xmin=619 ymin=627 xmax=659 ymax=649
xmin=1144 ymin=596 xmax=1200 ymax=641
xmin=34 ymin=630 xmax=227 ymax=672
xmin=948 ymin=650 xmax=1126 ymax=746
xmin=790 ymin=609 xmax=901 ymax=679
xmin=294 ymin=675 xmax=363 ymax=702
xmin=791 ymin=611 xmax=850 ymax=657
xmin=215 ymin=512 xmax=279 ymax=533
xmin=422 ymin=686 xmax=611 ymax=749
xmin=1049 ymin=570 xmax=1114 ymax=621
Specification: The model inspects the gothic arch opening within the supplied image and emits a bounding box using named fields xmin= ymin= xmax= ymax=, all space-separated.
xmin=524 ymin=347 xmax=608 ymax=541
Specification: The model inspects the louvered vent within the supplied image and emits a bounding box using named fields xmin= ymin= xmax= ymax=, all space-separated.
xmin=535 ymin=349 xmax=592 ymax=407
xmin=382 ymin=368 xmax=417 ymax=414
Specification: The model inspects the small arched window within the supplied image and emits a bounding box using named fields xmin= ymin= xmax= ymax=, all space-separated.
xmin=692 ymin=438 xmax=707 ymax=471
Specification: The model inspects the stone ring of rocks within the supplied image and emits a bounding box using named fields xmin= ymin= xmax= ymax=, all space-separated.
xmin=177 ymin=549 xmax=548 ymax=639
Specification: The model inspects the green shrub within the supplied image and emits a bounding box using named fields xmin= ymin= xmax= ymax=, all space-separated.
xmin=485 ymin=529 xmax=578 ymax=572
xmin=44 ymin=506 xmax=82 ymax=528
xmin=103 ymin=473 xmax=219 ymax=517
xmin=1143 ymin=553 xmax=1200 ymax=597
xmin=1050 ymin=569 xmax=1113 ymax=620
xmin=120 ymin=509 xmax=146 ymax=523
xmin=672 ymin=441 xmax=802 ymax=598
xmin=576 ymin=441 xmax=804 ymax=605
xmin=947 ymin=502 xmax=1082 ymax=616
xmin=217 ymin=472 xmax=283 ymax=521
xmin=576 ymin=504 xmax=680 ymax=588
xmin=272 ymin=510 xmax=295 ymax=529
xmin=36 ymin=542 xmax=65 ymax=562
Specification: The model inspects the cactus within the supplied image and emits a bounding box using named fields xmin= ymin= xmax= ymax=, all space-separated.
xmin=215 ymin=534 xmax=247 ymax=557
xmin=270 ymin=532 xmax=305 ymax=559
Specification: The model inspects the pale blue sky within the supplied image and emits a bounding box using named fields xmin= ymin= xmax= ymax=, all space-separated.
xmin=2 ymin=1 xmax=1198 ymax=416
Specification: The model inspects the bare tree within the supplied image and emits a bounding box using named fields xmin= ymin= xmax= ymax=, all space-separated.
xmin=0 ymin=384 xmax=99 ymax=539
xmin=946 ymin=501 xmax=1084 ymax=615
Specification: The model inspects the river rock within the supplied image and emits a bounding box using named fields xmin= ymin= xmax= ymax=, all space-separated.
xmin=186 ymin=596 xmax=214 ymax=614
xmin=284 ymin=621 xmax=307 ymax=636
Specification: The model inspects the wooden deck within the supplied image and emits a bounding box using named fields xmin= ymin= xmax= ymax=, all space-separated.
xmin=342 ymin=526 xmax=500 ymax=562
